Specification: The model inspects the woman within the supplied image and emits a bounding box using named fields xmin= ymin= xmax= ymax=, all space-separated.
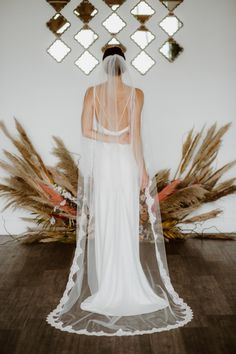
xmin=46 ymin=46 xmax=193 ymax=336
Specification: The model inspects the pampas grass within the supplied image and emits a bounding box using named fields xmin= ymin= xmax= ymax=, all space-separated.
xmin=0 ymin=118 xmax=235 ymax=243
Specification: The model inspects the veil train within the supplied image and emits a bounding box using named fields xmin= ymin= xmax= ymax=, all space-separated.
xmin=46 ymin=47 xmax=194 ymax=336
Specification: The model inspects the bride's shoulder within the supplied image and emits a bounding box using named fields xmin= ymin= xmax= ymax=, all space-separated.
xmin=135 ymin=87 xmax=144 ymax=95
xmin=85 ymin=83 xmax=103 ymax=94
xmin=85 ymin=85 xmax=94 ymax=93
xmin=134 ymin=87 xmax=144 ymax=103
xmin=84 ymin=86 xmax=95 ymax=99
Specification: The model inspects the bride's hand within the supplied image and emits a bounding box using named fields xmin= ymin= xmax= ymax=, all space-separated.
xmin=118 ymin=132 xmax=130 ymax=144
xmin=141 ymin=169 xmax=149 ymax=191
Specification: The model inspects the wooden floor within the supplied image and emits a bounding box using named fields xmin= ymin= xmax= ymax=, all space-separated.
xmin=0 ymin=235 xmax=235 ymax=354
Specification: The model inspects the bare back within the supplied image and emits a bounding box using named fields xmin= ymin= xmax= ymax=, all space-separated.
xmin=93 ymin=83 xmax=144 ymax=132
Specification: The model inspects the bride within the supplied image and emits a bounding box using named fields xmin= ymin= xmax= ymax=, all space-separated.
xmin=46 ymin=46 xmax=193 ymax=336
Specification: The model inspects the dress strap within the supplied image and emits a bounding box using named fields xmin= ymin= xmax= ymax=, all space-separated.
xmin=94 ymin=86 xmax=133 ymax=123
xmin=93 ymin=85 xmax=96 ymax=114
xmin=120 ymin=93 xmax=132 ymax=119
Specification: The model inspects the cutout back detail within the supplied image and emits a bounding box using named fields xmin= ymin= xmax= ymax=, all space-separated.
xmin=93 ymin=85 xmax=133 ymax=132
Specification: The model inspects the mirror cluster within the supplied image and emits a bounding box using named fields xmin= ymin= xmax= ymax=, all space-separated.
xmin=45 ymin=0 xmax=184 ymax=74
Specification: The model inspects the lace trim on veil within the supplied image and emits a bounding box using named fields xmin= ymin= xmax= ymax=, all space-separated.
xmin=46 ymin=179 xmax=194 ymax=336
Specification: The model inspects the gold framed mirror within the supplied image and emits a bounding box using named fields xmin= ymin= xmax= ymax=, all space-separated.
xmin=46 ymin=13 xmax=71 ymax=36
xmin=159 ymin=37 xmax=183 ymax=62
xmin=102 ymin=0 xmax=126 ymax=11
xmin=46 ymin=0 xmax=71 ymax=12
xmin=73 ymin=0 xmax=98 ymax=24
xmin=131 ymin=0 xmax=155 ymax=24
xmin=159 ymin=0 xmax=183 ymax=12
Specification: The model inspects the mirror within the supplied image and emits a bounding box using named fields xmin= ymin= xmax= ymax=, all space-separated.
xmin=159 ymin=0 xmax=183 ymax=12
xmin=131 ymin=51 xmax=155 ymax=75
xmin=46 ymin=0 xmax=71 ymax=12
xmin=102 ymin=12 xmax=126 ymax=34
xmin=131 ymin=0 xmax=155 ymax=24
xmin=46 ymin=13 xmax=71 ymax=36
xmin=159 ymin=13 xmax=183 ymax=36
xmin=103 ymin=0 xmax=126 ymax=11
xmin=159 ymin=38 xmax=183 ymax=62
xmin=47 ymin=39 xmax=71 ymax=63
xmin=74 ymin=25 xmax=98 ymax=49
xmin=73 ymin=0 xmax=98 ymax=24
xmin=130 ymin=26 xmax=155 ymax=50
xmin=75 ymin=50 xmax=99 ymax=75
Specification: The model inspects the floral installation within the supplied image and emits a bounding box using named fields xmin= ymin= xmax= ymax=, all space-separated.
xmin=0 ymin=118 xmax=235 ymax=243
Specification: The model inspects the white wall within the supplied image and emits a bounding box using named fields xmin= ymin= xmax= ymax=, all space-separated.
xmin=0 ymin=0 xmax=235 ymax=235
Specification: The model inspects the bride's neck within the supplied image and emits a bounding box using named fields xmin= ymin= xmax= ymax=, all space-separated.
xmin=111 ymin=75 xmax=123 ymax=88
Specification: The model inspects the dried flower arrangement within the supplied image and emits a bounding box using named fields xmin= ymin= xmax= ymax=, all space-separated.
xmin=0 ymin=118 xmax=235 ymax=243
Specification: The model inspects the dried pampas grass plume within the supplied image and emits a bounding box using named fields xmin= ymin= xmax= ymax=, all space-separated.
xmin=0 ymin=119 xmax=235 ymax=243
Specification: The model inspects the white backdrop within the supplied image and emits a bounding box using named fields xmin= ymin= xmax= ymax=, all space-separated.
xmin=0 ymin=0 xmax=235 ymax=235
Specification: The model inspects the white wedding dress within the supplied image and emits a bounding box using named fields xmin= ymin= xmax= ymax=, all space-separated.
xmin=46 ymin=54 xmax=193 ymax=336
xmin=80 ymin=118 xmax=169 ymax=316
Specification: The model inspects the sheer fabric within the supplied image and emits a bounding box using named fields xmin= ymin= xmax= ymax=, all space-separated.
xmin=46 ymin=53 xmax=193 ymax=336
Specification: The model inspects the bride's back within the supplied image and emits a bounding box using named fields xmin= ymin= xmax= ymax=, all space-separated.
xmin=93 ymin=83 xmax=140 ymax=132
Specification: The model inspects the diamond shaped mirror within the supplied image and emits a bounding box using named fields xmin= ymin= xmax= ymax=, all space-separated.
xmin=75 ymin=50 xmax=99 ymax=74
xmin=131 ymin=1 xmax=155 ymax=24
xmin=47 ymin=39 xmax=71 ymax=63
xmin=46 ymin=0 xmax=71 ymax=12
xmin=74 ymin=25 xmax=98 ymax=49
xmin=159 ymin=13 xmax=183 ymax=36
xmin=74 ymin=0 xmax=98 ymax=24
xmin=131 ymin=25 xmax=155 ymax=50
xmin=131 ymin=51 xmax=155 ymax=75
xmin=46 ymin=13 xmax=71 ymax=36
xmin=102 ymin=13 xmax=126 ymax=34
xmin=102 ymin=0 xmax=126 ymax=11
xmin=159 ymin=0 xmax=183 ymax=12
xmin=159 ymin=38 xmax=183 ymax=62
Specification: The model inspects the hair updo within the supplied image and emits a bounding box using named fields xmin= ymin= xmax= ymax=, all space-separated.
xmin=102 ymin=46 xmax=126 ymax=76
xmin=102 ymin=46 xmax=126 ymax=61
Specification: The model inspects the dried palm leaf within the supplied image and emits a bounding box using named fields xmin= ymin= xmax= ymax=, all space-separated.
xmin=173 ymin=127 xmax=194 ymax=180
xmin=163 ymin=227 xmax=185 ymax=240
xmin=213 ymin=178 xmax=236 ymax=193
xmin=182 ymin=209 xmax=223 ymax=223
xmin=161 ymin=184 xmax=208 ymax=211
xmin=186 ymin=139 xmax=221 ymax=178
xmin=18 ymin=227 xmax=76 ymax=244
xmin=0 ymin=153 xmax=47 ymax=198
xmin=0 ymin=118 xmax=53 ymax=183
xmin=204 ymin=160 xmax=236 ymax=188
xmin=155 ymin=169 xmax=171 ymax=190
xmin=191 ymin=122 xmax=217 ymax=161
xmin=206 ymin=185 xmax=236 ymax=202
xmin=162 ymin=205 xmax=203 ymax=222
xmin=0 ymin=184 xmax=15 ymax=194
xmin=158 ymin=179 xmax=181 ymax=201
xmin=182 ymin=127 xmax=194 ymax=157
xmin=148 ymin=169 xmax=170 ymax=198
xmin=52 ymin=136 xmax=78 ymax=196
xmin=162 ymin=220 xmax=179 ymax=229
xmin=197 ymin=166 xmax=214 ymax=185
xmin=177 ymin=127 xmax=205 ymax=178
xmin=4 ymin=176 xmax=37 ymax=196
xmin=48 ymin=166 xmax=78 ymax=197
xmin=186 ymin=123 xmax=231 ymax=177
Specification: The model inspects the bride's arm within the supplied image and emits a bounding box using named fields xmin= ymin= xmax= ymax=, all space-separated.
xmin=133 ymin=88 xmax=149 ymax=189
xmin=81 ymin=86 xmax=127 ymax=143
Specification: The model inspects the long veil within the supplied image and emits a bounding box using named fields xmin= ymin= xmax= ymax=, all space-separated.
xmin=46 ymin=51 xmax=193 ymax=336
